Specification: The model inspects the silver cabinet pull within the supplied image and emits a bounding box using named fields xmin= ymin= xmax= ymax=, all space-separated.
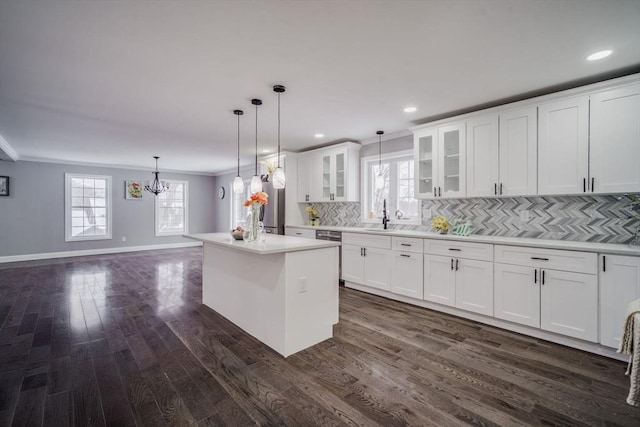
xmin=531 ymin=257 xmax=549 ymax=261
xmin=400 ymin=254 xmax=410 ymax=258
xmin=448 ymin=248 xmax=461 ymax=251
xmin=400 ymin=243 xmax=411 ymax=247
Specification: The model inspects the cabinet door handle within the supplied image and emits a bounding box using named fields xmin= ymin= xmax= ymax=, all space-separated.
xmin=531 ymin=257 xmax=549 ymax=261
xmin=534 ymin=269 xmax=537 ymax=284
xmin=295 ymin=232 xmax=302 ymax=235
xmin=455 ymin=259 xmax=459 ymax=271
xmin=451 ymin=259 xmax=454 ymax=270
xmin=448 ymin=248 xmax=461 ymax=251
xmin=603 ymin=255 xmax=606 ymax=272
xmin=433 ymin=188 xmax=436 ymax=197
xmin=360 ymin=247 xmax=363 ymax=256
xmin=400 ymin=243 xmax=411 ymax=246
xmin=500 ymin=183 xmax=503 ymax=195
xmin=542 ymin=270 xmax=545 ymax=285
xmin=400 ymin=254 xmax=411 ymax=258
xmin=583 ymin=178 xmax=586 ymax=193
xmin=438 ymin=187 xmax=442 ymax=197
xmin=591 ymin=177 xmax=595 ymax=192
xmin=363 ymin=248 xmax=367 ymax=257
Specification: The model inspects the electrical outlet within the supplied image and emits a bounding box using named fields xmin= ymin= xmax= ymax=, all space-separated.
xmin=519 ymin=210 xmax=530 ymax=222
xmin=298 ymin=276 xmax=307 ymax=293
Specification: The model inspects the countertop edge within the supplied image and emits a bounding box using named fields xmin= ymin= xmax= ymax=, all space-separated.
xmin=285 ymin=225 xmax=640 ymax=256
xmin=184 ymin=233 xmax=340 ymax=255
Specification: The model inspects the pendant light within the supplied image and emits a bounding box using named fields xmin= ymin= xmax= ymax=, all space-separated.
xmin=232 ymin=109 xmax=245 ymax=194
xmin=144 ymin=156 xmax=170 ymax=195
xmin=272 ymin=84 xmax=286 ymax=189
xmin=375 ymin=130 xmax=385 ymax=190
xmin=250 ymin=98 xmax=263 ymax=193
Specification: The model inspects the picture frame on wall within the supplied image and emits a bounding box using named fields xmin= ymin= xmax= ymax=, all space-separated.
xmin=125 ymin=180 xmax=143 ymax=200
xmin=0 ymin=176 xmax=9 ymax=196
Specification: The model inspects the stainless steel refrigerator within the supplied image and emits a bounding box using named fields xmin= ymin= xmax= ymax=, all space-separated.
xmin=260 ymin=180 xmax=285 ymax=235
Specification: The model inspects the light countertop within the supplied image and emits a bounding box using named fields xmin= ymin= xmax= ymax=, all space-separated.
xmin=184 ymin=233 xmax=340 ymax=255
xmin=285 ymin=225 xmax=640 ymax=256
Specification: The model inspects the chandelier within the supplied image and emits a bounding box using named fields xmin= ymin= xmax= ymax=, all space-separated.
xmin=144 ymin=156 xmax=170 ymax=195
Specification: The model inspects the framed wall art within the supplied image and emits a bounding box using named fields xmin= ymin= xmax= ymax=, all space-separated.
xmin=0 ymin=176 xmax=9 ymax=196
xmin=125 ymin=180 xmax=143 ymax=200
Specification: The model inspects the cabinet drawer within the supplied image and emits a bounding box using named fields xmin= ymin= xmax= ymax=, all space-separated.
xmin=343 ymin=232 xmax=391 ymax=249
xmin=284 ymin=227 xmax=316 ymax=239
xmin=494 ymin=245 xmax=597 ymax=275
xmin=392 ymin=237 xmax=423 ymax=253
xmin=424 ymin=239 xmax=493 ymax=261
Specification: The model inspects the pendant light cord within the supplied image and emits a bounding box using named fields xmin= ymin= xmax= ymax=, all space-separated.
xmin=237 ymin=113 xmax=241 ymax=175
xmin=255 ymin=103 xmax=258 ymax=175
xmin=277 ymin=92 xmax=281 ymax=167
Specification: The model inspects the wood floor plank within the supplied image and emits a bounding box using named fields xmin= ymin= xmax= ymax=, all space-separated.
xmin=1 ymin=247 xmax=639 ymax=426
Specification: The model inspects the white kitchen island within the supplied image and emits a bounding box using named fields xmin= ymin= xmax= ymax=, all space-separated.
xmin=184 ymin=233 xmax=340 ymax=357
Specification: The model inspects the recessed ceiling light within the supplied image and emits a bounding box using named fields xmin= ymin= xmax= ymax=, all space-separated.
xmin=404 ymin=106 xmax=417 ymax=113
xmin=314 ymin=133 xmax=324 ymax=138
xmin=587 ymin=50 xmax=612 ymax=61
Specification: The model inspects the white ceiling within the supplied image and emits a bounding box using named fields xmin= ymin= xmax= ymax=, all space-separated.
xmin=1 ymin=0 xmax=639 ymax=174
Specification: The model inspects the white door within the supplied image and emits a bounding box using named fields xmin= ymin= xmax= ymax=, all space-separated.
xmin=438 ymin=123 xmax=466 ymax=198
xmin=494 ymin=263 xmax=540 ymax=328
xmin=423 ymin=254 xmax=455 ymax=307
xmin=455 ymin=258 xmax=494 ymax=316
xmin=297 ymin=155 xmax=311 ymax=203
xmin=466 ymin=114 xmax=499 ymax=197
xmin=538 ymin=96 xmax=589 ymax=195
xmin=414 ymin=127 xmax=438 ymax=198
xmin=540 ymin=269 xmax=598 ymax=342
xmin=590 ymin=83 xmax=640 ymax=193
xmin=341 ymin=244 xmax=364 ymax=284
xmin=363 ymin=247 xmax=392 ymax=291
xmin=391 ymin=251 xmax=423 ymax=299
xmin=498 ymin=107 xmax=537 ymax=196
xmin=600 ymin=254 xmax=640 ymax=348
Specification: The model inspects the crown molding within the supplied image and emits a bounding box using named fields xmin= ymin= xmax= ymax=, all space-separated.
xmin=0 ymin=134 xmax=19 ymax=161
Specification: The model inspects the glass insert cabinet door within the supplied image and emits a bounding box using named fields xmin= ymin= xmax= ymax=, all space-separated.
xmin=415 ymin=128 xmax=437 ymax=198
xmin=438 ymin=123 xmax=466 ymax=197
xmin=322 ymin=154 xmax=331 ymax=200
xmin=335 ymin=152 xmax=345 ymax=199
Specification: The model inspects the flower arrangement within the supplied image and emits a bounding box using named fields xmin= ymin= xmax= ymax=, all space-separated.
xmin=260 ymin=159 xmax=277 ymax=175
xmin=305 ymin=205 xmax=320 ymax=226
xmin=244 ymin=191 xmax=269 ymax=207
xmin=431 ymin=215 xmax=450 ymax=234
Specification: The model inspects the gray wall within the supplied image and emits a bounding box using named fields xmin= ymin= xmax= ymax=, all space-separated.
xmin=0 ymin=160 xmax=218 ymax=257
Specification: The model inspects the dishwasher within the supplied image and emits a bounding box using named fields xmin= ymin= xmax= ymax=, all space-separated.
xmin=315 ymin=230 xmax=343 ymax=286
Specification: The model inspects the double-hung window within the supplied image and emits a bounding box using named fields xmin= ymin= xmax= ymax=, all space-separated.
xmin=65 ymin=173 xmax=112 ymax=241
xmin=362 ymin=150 xmax=421 ymax=224
xmin=155 ymin=180 xmax=189 ymax=236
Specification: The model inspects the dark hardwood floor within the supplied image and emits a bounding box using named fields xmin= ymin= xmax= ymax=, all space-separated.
xmin=1 ymin=247 xmax=639 ymax=426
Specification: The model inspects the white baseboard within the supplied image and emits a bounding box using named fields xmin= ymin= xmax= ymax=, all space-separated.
xmin=0 ymin=242 xmax=203 ymax=264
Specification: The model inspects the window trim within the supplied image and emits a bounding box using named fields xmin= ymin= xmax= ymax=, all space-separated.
xmin=155 ymin=179 xmax=189 ymax=237
xmin=65 ymin=173 xmax=113 ymax=242
xmin=361 ymin=150 xmax=421 ymax=225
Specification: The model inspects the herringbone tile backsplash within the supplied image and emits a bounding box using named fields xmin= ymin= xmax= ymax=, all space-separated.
xmin=310 ymin=195 xmax=640 ymax=245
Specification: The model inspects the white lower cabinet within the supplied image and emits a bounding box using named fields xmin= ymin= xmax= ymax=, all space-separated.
xmin=342 ymin=233 xmax=392 ymax=291
xmin=494 ymin=263 xmax=540 ymax=328
xmin=391 ymin=251 xmax=423 ymax=299
xmin=599 ymin=254 xmax=640 ymax=348
xmin=424 ymin=240 xmax=494 ymax=316
xmin=494 ymin=245 xmax=598 ymax=342
xmin=424 ymin=254 xmax=456 ymax=306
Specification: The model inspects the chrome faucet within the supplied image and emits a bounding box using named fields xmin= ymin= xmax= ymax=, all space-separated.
xmin=382 ymin=199 xmax=389 ymax=229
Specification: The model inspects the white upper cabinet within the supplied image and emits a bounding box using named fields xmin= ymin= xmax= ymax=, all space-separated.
xmin=590 ymin=83 xmax=640 ymax=194
xmin=297 ymin=142 xmax=360 ymax=203
xmin=538 ymin=96 xmax=590 ymax=195
xmin=498 ymin=107 xmax=538 ymax=196
xmin=414 ymin=122 xmax=466 ymax=198
xmin=466 ymin=114 xmax=499 ymax=197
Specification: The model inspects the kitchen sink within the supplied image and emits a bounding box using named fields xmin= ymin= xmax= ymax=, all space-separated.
xmin=363 ymin=228 xmax=392 ymax=232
